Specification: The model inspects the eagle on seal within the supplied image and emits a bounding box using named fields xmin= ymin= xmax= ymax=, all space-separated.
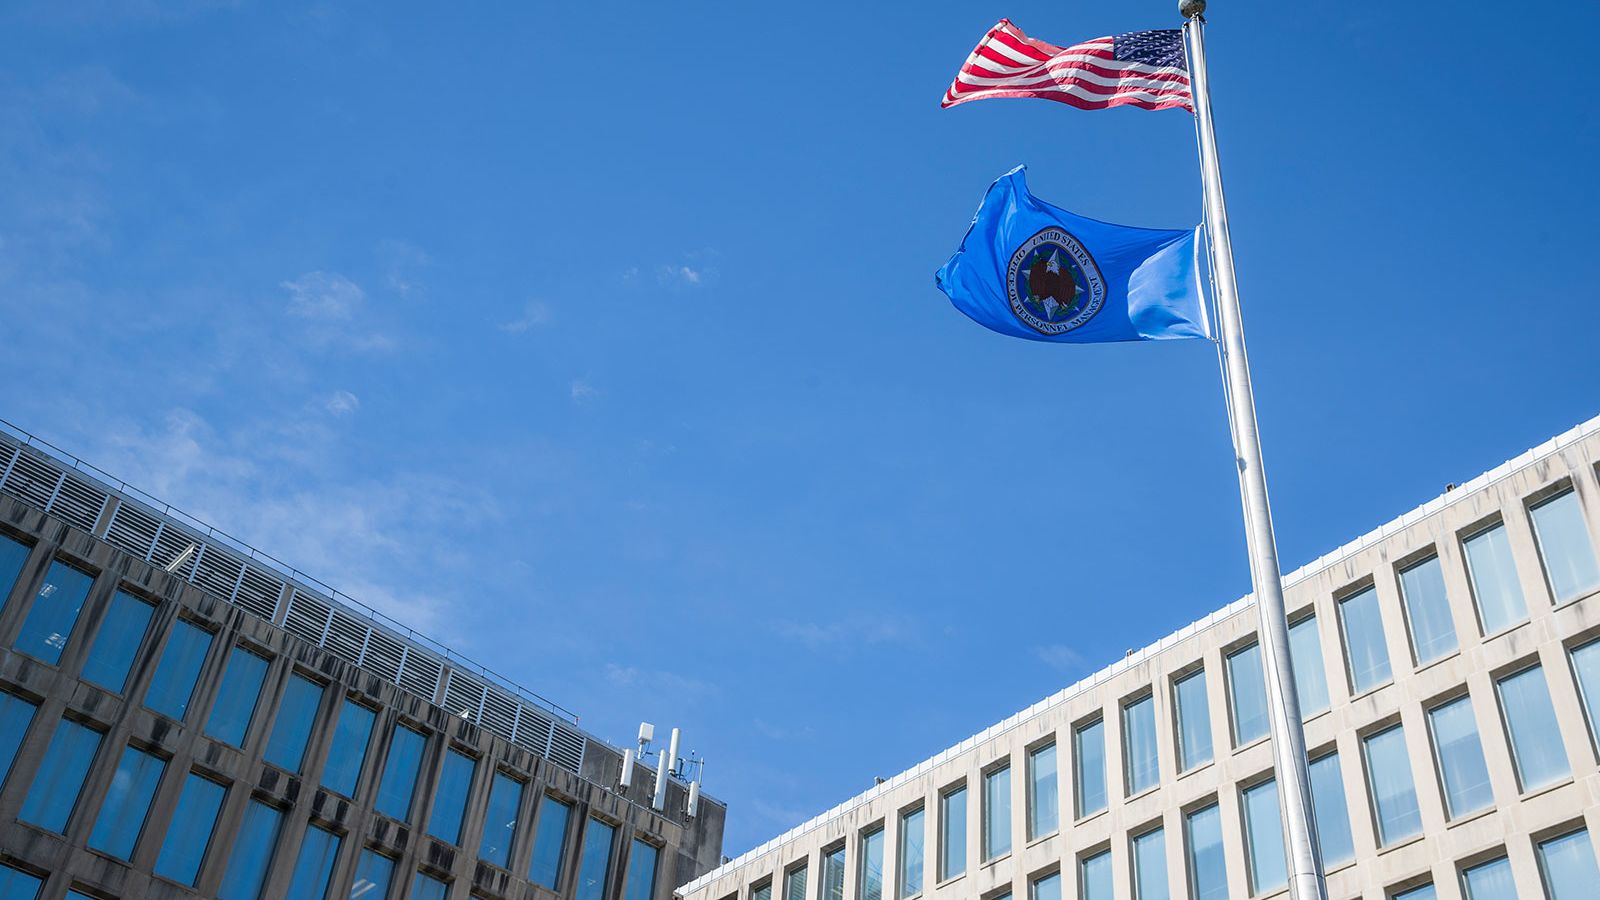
xmin=1027 ymin=249 xmax=1077 ymax=317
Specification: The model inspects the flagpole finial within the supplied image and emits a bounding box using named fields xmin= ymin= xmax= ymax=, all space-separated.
xmin=1179 ymin=0 xmax=1206 ymax=18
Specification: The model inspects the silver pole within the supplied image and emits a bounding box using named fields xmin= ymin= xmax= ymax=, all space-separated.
xmin=1180 ymin=6 xmax=1328 ymax=900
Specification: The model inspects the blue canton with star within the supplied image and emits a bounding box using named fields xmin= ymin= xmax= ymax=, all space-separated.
xmin=1112 ymin=30 xmax=1187 ymax=70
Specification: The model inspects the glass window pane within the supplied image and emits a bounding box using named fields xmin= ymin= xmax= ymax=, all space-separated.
xmin=14 ymin=561 xmax=93 ymax=665
xmin=205 ymin=647 xmax=269 ymax=747
xmin=938 ymin=785 xmax=966 ymax=880
xmin=1174 ymin=669 xmax=1213 ymax=770
xmin=0 ymin=864 xmax=42 ymax=900
xmin=754 ymin=884 xmax=773 ymax=900
xmin=88 ymin=745 xmax=166 ymax=859
xmin=1465 ymin=523 xmax=1527 ymax=634
xmin=80 ymin=591 xmax=155 ymax=692
xmin=427 ymin=749 xmax=476 ymax=844
xmin=145 ymin=619 xmax=213 ymax=721
xmin=1574 ymin=639 xmax=1600 ymax=748
xmin=0 ymin=692 xmax=38 ymax=789
xmin=861 ymin=828 xmax=885 ymax=900
xmin=1027 ymin=743 xmax=1058 ymax=839
xmin=1339 ymin=587 xmax=1393 ymax=693
xmin=626 ymin=840 xmax=659 ymax=900
xmin=351 ymin=850 xmax=395 ymax=900
xmin=1133 ymin=828 xmax=1168 ymax=900
xmin=898 ymin=806 xmax=924 ymax=899
xmin=1461 ymin=856 xmax=1516 ymax=900
xmin=1531 ymin=491 xmax=1600 ymax=603
xmin=1074 ymin=719 xmax=1106 ymax=817
xmin=288 ymin=825 xmax=341 ymax=900
xmin=529 ymin=795 xmax=573 ymax=889
xmin=1362 ymin=725 xmax=1421 ymax=845
xmin=1288 ymin=616 xmax=1330 ymax=716
xmin=19 ymin=718 xmax=101 ymax=832
xmin=217 ymin=799 xmax=283 ymax=900
xmin=1395 ymin=886 xmax=1436 ymax=900
xmin=821 ymin=845 xmax=845 ymax=900
xmin=1184 ymin=803 xmax=1227 ymax=900
xmin=1538 ymin=829 xmax=1600 ymax=900
xmin=983 ymin=766 xmax=1011 ymax=860
xmin=576 ymin=818 xmax=616 ymax=900
xmin=375 ymin=725 xmax=426 ymax=820
xmin=1399 ymin=557 xmax=1458 ymax=664
xmin=1032 ymin=872 xmax=1061 ymax=900
xmin=1228 ymin=644 xmax=1269 ymax=745
xmin=1243 ymin=779 xmax=1287 ymax=893
xmin=1080 ymin=850 xmax=1112 ymax=900
xmin=1498 ymin=664 xmax=1569 ymax=789
xmin=322 ymin=700 xmax=376 ymax=797
xmin=156 ymin=774 xmax=227 ymax=886
xmin=479 ymin=772 xmax=523 ymax=868
xmin=264 ymin=673 xmax=323 ymax=773
xmin=1124 ymin=695 xmax=1159 ymax=794
xmin=0 ymin=535 xmax=31 ymax=603
xmin=783 ymin=865 xmax=808 ymax=900
xmin=1427 ymin=696 xmax=1493 ymax=817
xmin=1308 ymin=753 xmax=1353 ymax=865
xmin=409 ymin=874 xmax=448 ymax=900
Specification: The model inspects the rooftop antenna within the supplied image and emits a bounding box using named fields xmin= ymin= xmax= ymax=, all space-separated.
xmin=622 ymin=722 xmax=654 ymax=790
xmin=652 ymin=726 xmax=680 ymax=811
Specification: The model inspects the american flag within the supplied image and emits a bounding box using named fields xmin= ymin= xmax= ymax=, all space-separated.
xmin=942 ymin=20 xmax=1193 ymax=113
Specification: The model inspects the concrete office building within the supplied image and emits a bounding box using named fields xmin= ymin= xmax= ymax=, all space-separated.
xmin=0 ymin=419 xmax=724 ymax=900
xmin=679 ymin=413 xmax=1600 ymax=900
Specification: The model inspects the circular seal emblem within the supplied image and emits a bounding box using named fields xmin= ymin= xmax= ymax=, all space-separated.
xmin=1005 ymin=227 xmax=1106 ymax=335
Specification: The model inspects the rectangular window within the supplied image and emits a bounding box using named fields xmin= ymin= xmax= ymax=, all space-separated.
xmin=861 ymin=827 xmax=885 ymax=900
xmin=144 ymin=619 xmax=213 ymax=721
xmin=1307 ymin=753 xmax=1353 ymax=865
xmin=1132 ymin=828 xmax=1168 ymax=900
xmin=1032 ymin=871 xmax=1061 ymax=900
xmin=427 ymin=748 xmax=476 ymax=844
xmin=783 ymin=864 xmax=808 ymax=900
xmin=352 ymin=850 xmax=395 ymax=900
xmin=1074 ymin=719 xmax=1106 ymax=817
xmin=626 ymin=840 xmax=660 ymax=900
xmin=1026 ymin=743 xmax=1058 ymax=839
xmin=1288 ymin=616 xmax=1330 ymax=716
xmin=821 ymin=845 xmax=845 ymax=900
xmin=753 ymin=882 xmax=773 ymax=900
xmin=1242 ymin=779 xmax=1287 ymax=894
xmin=0 ymin=692 xmax=38 ymax=790
xmin=0 ymin=864 xmax=42 ymax=900
xmin=1080 ymin=849 xmax=1112 ymax=900
xmin=88 ymin=744 xmax=166 ymax=859
xmin=982 ymin=765 xmax=1011 ymax=860
xmin=1398 ymin=556 xmax=1458 ymax=664
xmin=938 ymin=784 xmax=966 ymax=880
xmin=576 ymin=818 xmax=616 ymax=900
xmin=14 ymin=560 xmax=94 ymax=665
xmin=80 ymin=590 xmax=155 ymax=692
xmin=479 ymin=771 xmax=523 ymax=868
xmin=204 ymin=646 xmax=269 ymax=747
xmin=898 ymin=806 xmax=924 ymax=899
xmin=1573 ymin=639 xmax=1600 ymax=748
xmin=1338 ymin=586 xmax=1393 ymax=693
xmin=1426 ymin=696 xmax=1493 ymax=817
xmin=264 ymin=673 xmax=323 ymax=773
xmin=1395 ymin=886 xmax=1436 ymax=900
xmin=1530 ymin=490 xmax=1600 ymax=603
xmin=19 ymin=718 xmax=101 ymax=833
xmin=156 ymin=773 xmax=227 ymax=886
xmin=0 ymin=534 xmax=31 ymax=601
xmin=375 ymin=725 xmax=426 ymax=820
xmin=410 ymin=874 xmax=449 ymax=900
xmin=1173 ymin=669 xmax=1212 ymax=770
xmin=529 ymin=795 xmax=573 ymax=889
xmin=1362 ymin=725 xmax=1421 ymax=845
xmin=1123 ymin=694 xmax=1159 ymax=795
xmin=1460 ymin=856 xmax=1515 ymax=900
xmin=1497 ymin=664 xmax=1570 ymax=789
xmin=217 ymin=800 xmax=281 ymax=899
xmin=287 ymin=825 xmax=341 ymax=900
xmin=1184 ymin=803 xmax=1228 ymax=900
xmin=1464 ymin=522 xmax=1527 ymax=634
xmin=1227 ymin=643 xmax=1269 ymax=745
xmin=1537 ymin=829 xmax=1600 ymax=900
xmin=321 ymin=699 xmax=376 ymax=797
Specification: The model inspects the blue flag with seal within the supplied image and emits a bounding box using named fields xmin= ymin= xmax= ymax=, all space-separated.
xmin=936 ymin=166 xmax=1209 ymax=343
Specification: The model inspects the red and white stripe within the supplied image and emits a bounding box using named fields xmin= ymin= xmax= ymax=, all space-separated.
xmin=942 ymin=20 xmax=1193 ymax=113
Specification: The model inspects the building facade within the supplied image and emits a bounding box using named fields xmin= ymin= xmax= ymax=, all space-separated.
xmin=0 ymin=421 xmax=725 ymax=900
xmin=679 ymin=413 xmax=1600 ymax=900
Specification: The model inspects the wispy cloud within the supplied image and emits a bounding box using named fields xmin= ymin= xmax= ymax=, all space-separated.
xmin=771 ymin=613 xmax=919 ymax=650
xmin=322 ymin=390 xmax=360 ymax=416
xmin=658 ymin=264 xmax=703 ymax=287
xmin=283 ymin=271 xmax=364 ymax=320
xmin=377 ymin=239 xmax=430 ymax=297
xmin=498 ymin=300 xmax=550 ymax=334
xmin=569 ymin=379 xmax=599 ymax=403
xmin=1033 ymin=643 xmax=1086 ymax=672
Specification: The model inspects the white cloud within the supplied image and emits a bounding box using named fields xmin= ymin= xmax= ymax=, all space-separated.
xmin=569 ymin=379 xmax=599 ymax=403
xmin=323 ymin=390 xmax=360 ymax=416
xmin=498 ymin=300 xmax=550 ymax=334
xmin=771 ymin=613 xmax=917 ymax=650
xmin=1034 ymin=643 xmax=1086 ymax=671
xmin=658 ymin=264 xmax=703 ymax=287
xmin=283 ymin=271 xmax=364 ymax=320
xmin=377 ymin=239 xmax=430 ymax=296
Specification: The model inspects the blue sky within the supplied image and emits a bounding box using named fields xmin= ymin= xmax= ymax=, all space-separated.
xmin=2 ymin=0 xmax=1597 ymax=854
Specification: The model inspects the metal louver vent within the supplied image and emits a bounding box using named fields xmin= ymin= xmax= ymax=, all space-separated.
xmin=190 ymin=546 xmax=244 ymax=601
xmin=105 ymin=503 xmax=162 ymax=559
xmin=284 ymin=590 xmax=333 ymax=644
xmin=360 ymin=630 xmax=405 ymax=682
xmin=234 ymin=565 xmax=283 ymax=621
xmin=324 ymin=608 xmax=369 ymax=665
xmin=5 ymin=452 xmax=63 ymax=510
xmin=397 ymin=648 xmax=443 ymax=699
xmin=49 ymin=473 xmax=108 ymax=532
xmin=443 ymin=670 xmax=487 ymax=722
xmin=547 ymin=721 xmax=586 ymax=772
xmin=513 ymin=705 xmax=555 ymax=756
xmin=480 ymin=687 xmax=519 ymax=742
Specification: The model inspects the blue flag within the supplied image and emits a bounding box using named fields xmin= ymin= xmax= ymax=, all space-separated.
xmin=936 ymin=166 xmax=1209 ymax=343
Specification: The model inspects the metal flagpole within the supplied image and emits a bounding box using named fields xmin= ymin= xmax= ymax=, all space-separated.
xmin=1180 ymin=4 xmax=1329 ymax=900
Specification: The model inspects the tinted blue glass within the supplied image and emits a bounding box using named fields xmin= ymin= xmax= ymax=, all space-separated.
xmin=1465 ymin=523 xmax=1527 ymax=633
xmin=1288 ymin=616 xmax=1331 ymax=715
xmin=14 ymin=561 xmax=93 ymax=665
xmin=88 ymin=745 xmax=166 ymax=859
xmin=1574 ymin=640 xmax=1600 ymax=746
xmin=0 ymin=535 xmax=30 ymax=602
xmin=1174 ymin=669 xmax=1212 ymax=770
xmin=145 ymin=619 xmax=213 ymax=721
xmin=0 ymin=865 xmax=42 ymax=900
xmin=351 ymin=850 xmax=395 ymax=900
xmin=1539 ymin=829 xmax=1600 ymax=900
xmin=822 ymin=846 xmax=845 ymax=900
xmin=66 ymin=893 xmax=98 ymax=900
xmin=216 ymin=800 xmax=282 ymax=900
xmin=287 ymin=825 xmax=341 ymax=900
xmin=939 ymin=785 xmax=966 ymax=879
xmin=983 ymin=765 xmax=1010 ymax=859
xmin=1032 ymin=872 xmax=1061 ymax=900
xmin=0 ymin=693 xmax=37 ymax=789
xmin=80 ymin=591 xmax=155 ymax=692
xmin=529 ymin=795 xmax=573 ymax=888
xmin=1185 ymin=804 xmax=1227 ymax=900
xmin=1339 ymin=586 xmax=1393 ymax=692
xmin=576 ymin=818 xmax=616 ymax=900
xmin=410 ymin=874 xmax=449 ymax=900
xmin=898 ymin=806 xmax=924 ymax=899
xmin=783 ymin=865 xmax=807 ymax=900
xmin=264 ymin=674 xmax=324 ymax=772
xmin=626 ymin=840 xmax=659 ymax=900
xmin=1243 ymin=779 xmax=1287 ymax=893
xmin=1399 ymin=557 xmax=1458 ymax=664
xmin=1133 ymin=828 xmax=1168 ymax=900
xmin=1124 ymin=695 xmax=1159 ymax=794
xmin=156 ymin=774 xmax=226 ymax=886
xmin=1027 ymin=743 xmax=1057 ymax=839
xmin=19 ymin=718 xmax=100 ymax=832
xmin=1461 ymin=856 xmax=1516 ymax=900
xmin=205 ymin=647 xmax=269 ymax=746
xmin=1308 ymin=753 xmax=1353 ymax=865
xmin=1395 ymin=886 xmax=1436 ymax=900
xmin=1074 ymin=719 xmax=1106 ymax=817
xmin=479 ymin=772 xmax=523 ymax=867
xmin=427 ymin=749 xmax=476 ymax=844
xmin=1428 ymin=697 xmax=1492 ymax=817
xmin=861 ymin=828 xmax=885 ymax=900
xmin=1498 ymin=665 xmax=1570 ymax=789
xmin=375 ymin=726 xmax=426 ymax=820
xmin=1080 ymin=850 xmax=1112 ymax=900
xmin=1363 ymin=725 xmax=1421 ymax=844
xmin=1228 ymin=643 xmax=1269 ymax=744
xmin=1531 ymin=491 xmax=1600 ymax=603
xmin=322 ymin=699 xmax=376 ymax=796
